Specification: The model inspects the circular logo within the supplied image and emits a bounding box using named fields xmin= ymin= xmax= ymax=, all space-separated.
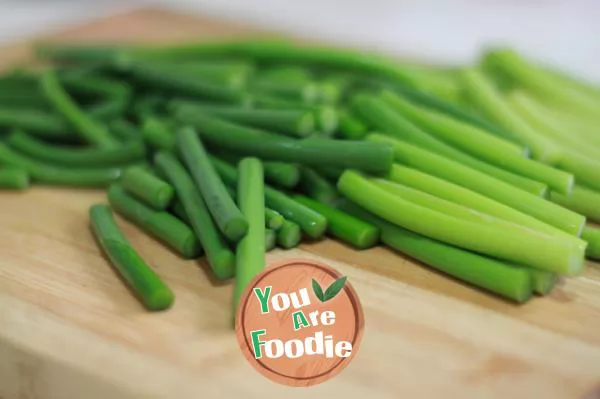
xmin=235 ymin=258 xmax=364 ymax=387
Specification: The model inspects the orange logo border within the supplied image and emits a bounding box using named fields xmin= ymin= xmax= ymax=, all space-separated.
xmin=235 ymin=258 xmax=365 ymax=387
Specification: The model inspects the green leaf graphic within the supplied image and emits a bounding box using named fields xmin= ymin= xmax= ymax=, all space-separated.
xmin=312 ymin=278 xmax=325 ymax=302
xmin=323 ymin=276 xmax=347 ymax=302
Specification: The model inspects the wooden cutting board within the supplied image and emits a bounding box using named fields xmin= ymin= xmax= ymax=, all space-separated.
xmin=1 ymin=8 xmax=600 ymax=399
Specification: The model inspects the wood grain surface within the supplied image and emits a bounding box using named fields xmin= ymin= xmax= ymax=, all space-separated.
xmin=1 ymin=9 xmax=600 ymax=399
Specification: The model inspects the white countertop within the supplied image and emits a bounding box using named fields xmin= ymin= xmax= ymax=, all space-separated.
xmin=1 ymin=0 xmax=599 ymax=82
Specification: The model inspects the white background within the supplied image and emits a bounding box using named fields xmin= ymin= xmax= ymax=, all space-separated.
xmin=0 ymin=0 xmax=599 ymax=82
